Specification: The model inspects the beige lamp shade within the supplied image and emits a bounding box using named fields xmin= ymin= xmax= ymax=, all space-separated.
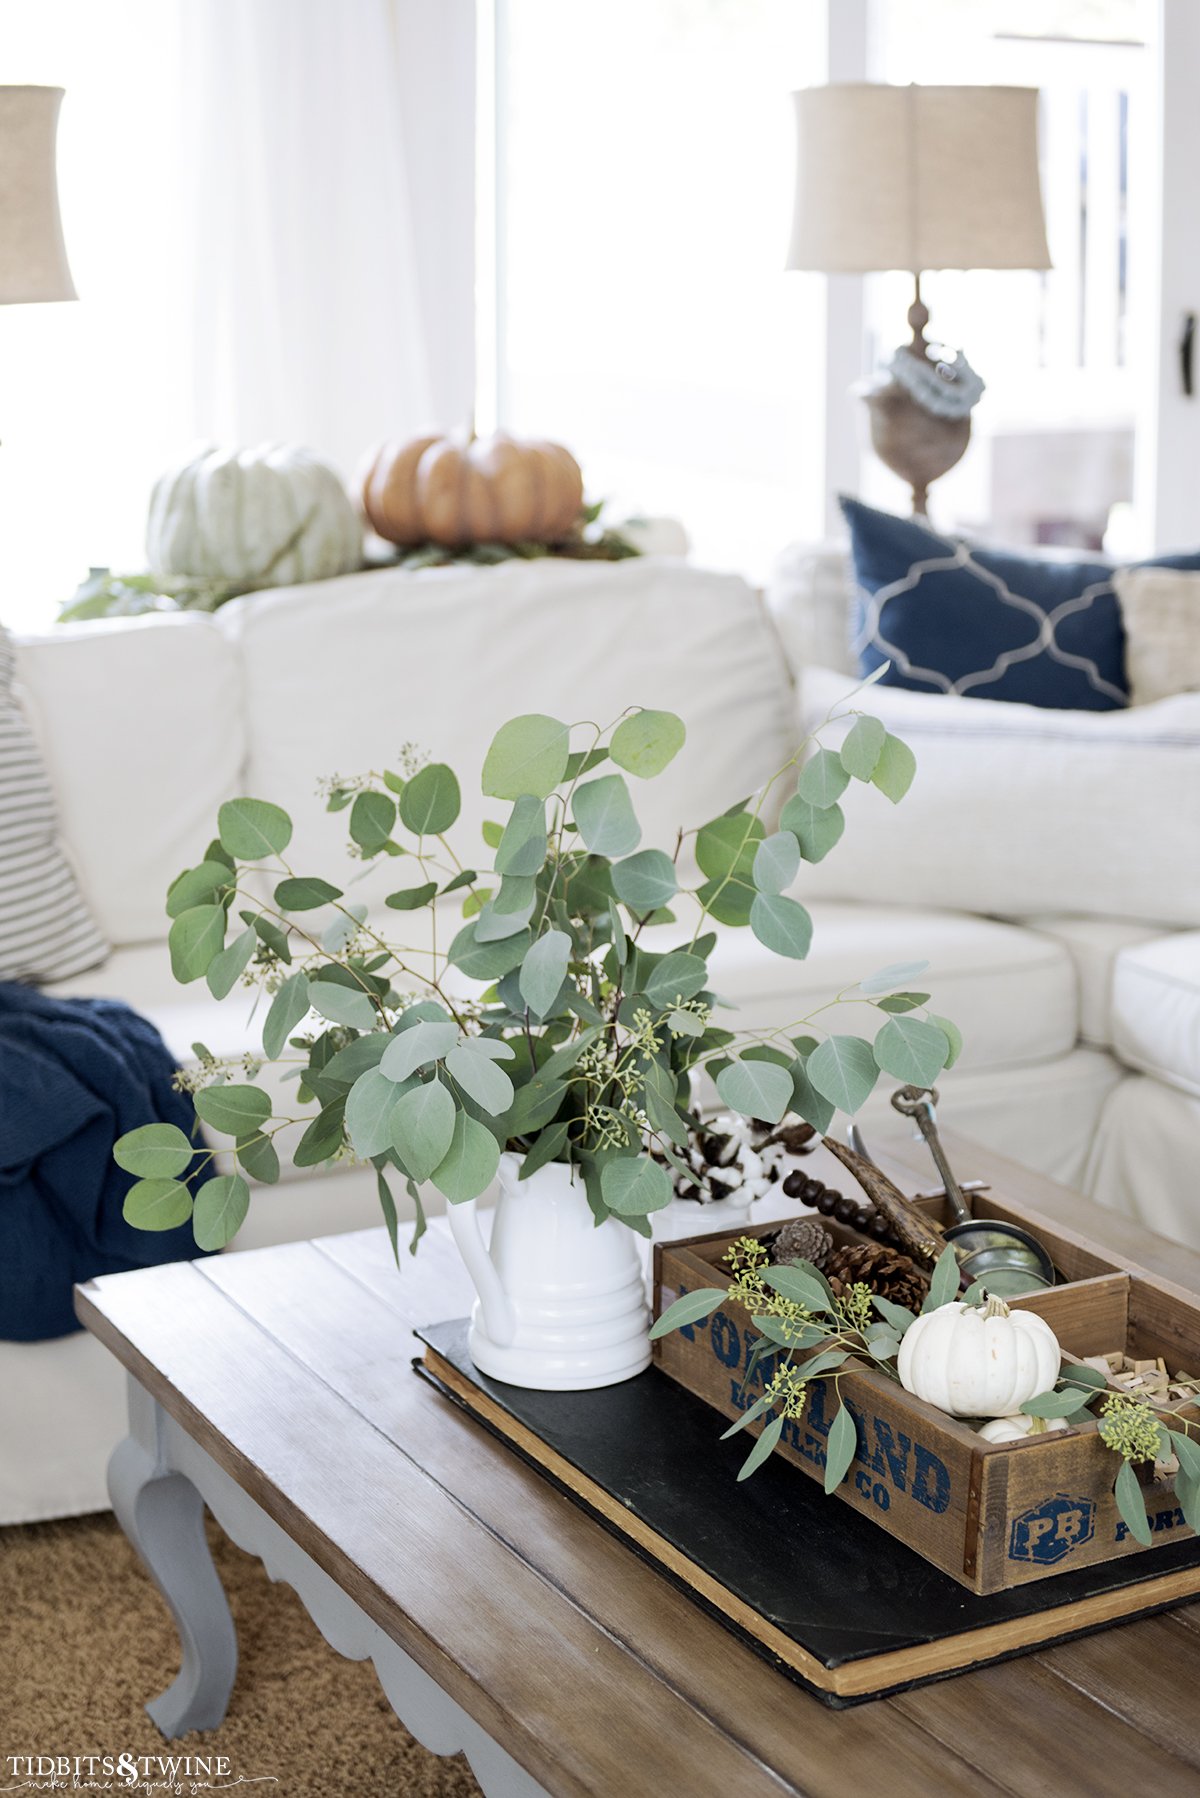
xmin=0 ymin=86 xmax=76 ymax=303
xmin=787 ymin=83 xmax=1051 ymax=275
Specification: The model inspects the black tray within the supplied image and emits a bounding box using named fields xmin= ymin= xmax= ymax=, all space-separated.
xmin=416 ymin=1319 xmax=1200 ymax=1705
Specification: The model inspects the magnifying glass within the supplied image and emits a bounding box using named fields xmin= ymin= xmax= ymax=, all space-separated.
xmin=889 ymin=1086 xmax=1056 ymax=1295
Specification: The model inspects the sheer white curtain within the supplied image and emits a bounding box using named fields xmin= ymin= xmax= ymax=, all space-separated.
xmin=492 ymin=0 xmax=827 ymax=581
xmin=177 ymin=0 xmax=441 ymax=478
xmin=0 ymin=0 xmax=472 ymax=629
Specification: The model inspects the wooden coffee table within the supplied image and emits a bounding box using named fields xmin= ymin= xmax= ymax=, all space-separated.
xmin=77 ymin=1134 xmax=1200 ymax=1797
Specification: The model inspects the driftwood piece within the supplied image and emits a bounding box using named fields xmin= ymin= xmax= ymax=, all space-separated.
xmin=821 ymin=1137 xmax=947 ymax=1265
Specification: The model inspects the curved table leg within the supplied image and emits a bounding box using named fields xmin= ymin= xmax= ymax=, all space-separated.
xmin=106 ymin=1376 xmax=549 ymax=1792
xmin=107 ymin=1380 xmax=238 ymax=1738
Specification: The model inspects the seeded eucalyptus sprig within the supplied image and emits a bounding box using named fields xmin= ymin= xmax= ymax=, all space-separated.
xmin=656 ymin=1244 xmax=1200 ymax=1525
xmin=652 ymin=1235 xmax=962 ymax=1490
xmin=1012 ymin=1361 xmax=1200 ymax=1547
xmin=113 ymin=681 xmax=961 ymax=1260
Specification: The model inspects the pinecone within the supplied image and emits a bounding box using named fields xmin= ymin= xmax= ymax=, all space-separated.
xmin=772 ymin=1217 xmax=834 ymax=1271
xmin=824 ymin=1240 xmax=929 ymax=1312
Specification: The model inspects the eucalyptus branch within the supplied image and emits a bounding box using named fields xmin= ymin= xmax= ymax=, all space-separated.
xmin=232 ymin=888 xmax=380 ymax=998
xmin=684 ymin=754 xmax=807 ymax=945
xmin=132 ymin=690 xmax=944 ymax=1258
xmin=533 ymin=719 xmax=607 ymax=934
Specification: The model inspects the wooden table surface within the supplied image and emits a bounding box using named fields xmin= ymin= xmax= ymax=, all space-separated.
xmin=77 ymin=1134 xmax=1200 ymax=1798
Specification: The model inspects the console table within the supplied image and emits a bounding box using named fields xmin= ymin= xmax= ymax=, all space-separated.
xmin=77 ymin=1134 xmax=1200 ymax=1797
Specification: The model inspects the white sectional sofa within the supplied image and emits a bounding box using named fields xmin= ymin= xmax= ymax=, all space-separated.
xmin=769 ymin=543 xmax=1200 ymax=1236
xmin=4 ymin=550 xmax=1198 ymax=1523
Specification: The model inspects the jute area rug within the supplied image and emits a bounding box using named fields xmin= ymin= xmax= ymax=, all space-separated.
xmin=2 ymin=1511 xmax=483 ymax=1796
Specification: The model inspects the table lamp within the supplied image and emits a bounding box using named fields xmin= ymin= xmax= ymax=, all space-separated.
xmin=0 ymin=85 xmax=76 ymax=305
xmin=787 ymin=83 xmax=1051 ymax=516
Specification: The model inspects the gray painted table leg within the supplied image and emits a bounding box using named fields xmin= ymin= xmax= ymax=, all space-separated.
xmin=107 ymin=1376 xmax=238 ymax=1737
xmin=106 ymin=1376 xmax=550 ymax=1793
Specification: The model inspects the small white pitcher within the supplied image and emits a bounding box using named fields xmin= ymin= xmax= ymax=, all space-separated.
xmin=446 ymin=1151 xmax=651 ymax=1390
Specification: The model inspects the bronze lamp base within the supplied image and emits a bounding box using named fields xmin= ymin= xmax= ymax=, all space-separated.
xmin=864 ymin=379 xmax=971 ymax=519
xmin=862 ymin=282 xmax=976 ymax=518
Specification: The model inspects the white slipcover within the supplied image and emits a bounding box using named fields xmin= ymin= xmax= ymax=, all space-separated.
xmin=1019 ymin=915 xmax=1166 ymax=1049
xmin=670 ymin=901 xmax=1078 ymax=1072
xmin=764 ymin=543 xmax=857 ymax=678
xmin=15 ymin=615 xmax=246 ymax=946
xmin=219 ymin=557 xmax=797 ymax=915
xmin=1112 ymin=933 xmax=1200 ymax=1097
xmin=1086 ymin=1073 xmax=1200 ymax=1243
xmin=796 ymin=667 xmax=1200 ymax=929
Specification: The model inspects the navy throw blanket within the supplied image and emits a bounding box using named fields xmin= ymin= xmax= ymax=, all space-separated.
xmin=0 ymin=983 xmax=205 ymax=1342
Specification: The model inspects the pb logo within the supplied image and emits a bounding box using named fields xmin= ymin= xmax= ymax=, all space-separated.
xmin=1009 ymin=1493 xmax=1096 ymax=1564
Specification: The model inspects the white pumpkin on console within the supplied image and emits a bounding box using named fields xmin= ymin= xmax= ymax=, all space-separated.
xmin=897 ymin=1295 xmax=1061 ymax=1419
xmin=146 ymin=443 xmax=362 ymax=588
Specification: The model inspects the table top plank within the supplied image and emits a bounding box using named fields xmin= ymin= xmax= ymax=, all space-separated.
xmin=194 ymin=1236 xmax=1006 ymax=1798
xmin=889 ymin=1653 xmax=1198 ymax=1796
xmin=1166 ymin=1600 xmax=1200 ymax=1639
xmin=1035 ymin=1613 xmax=1200 ymax=1773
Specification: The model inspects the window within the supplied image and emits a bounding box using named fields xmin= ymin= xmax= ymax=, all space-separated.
xmin=489 ymin=0 xmax=827 ymax=579
xmin=1 ymin=0 xmax=1169 ymax=635
xmin=863 ymin=0 xmax=1152 ymax=548
xmin=490 ymin=0 xmax=1155 ymax=564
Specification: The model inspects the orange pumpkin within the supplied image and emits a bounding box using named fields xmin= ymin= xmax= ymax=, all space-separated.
xmin=360 ymin=430 xmax=585 ymax=548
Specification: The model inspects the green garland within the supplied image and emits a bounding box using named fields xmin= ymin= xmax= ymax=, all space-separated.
xmin=57 ymin=501 xmax=643 ymax=622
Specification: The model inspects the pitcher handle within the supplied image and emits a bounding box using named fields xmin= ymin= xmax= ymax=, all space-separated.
xmin=446 ymin=1196 xmax=517 ymax=1347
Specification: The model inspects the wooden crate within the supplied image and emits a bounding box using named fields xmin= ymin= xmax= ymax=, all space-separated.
xmin=652 ymin=1214 xmax=1200 ymax=1596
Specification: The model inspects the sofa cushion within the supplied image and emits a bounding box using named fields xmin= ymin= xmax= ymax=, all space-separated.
xmin=0 ymin=627 xmax=107 ymax=982
xmin=220 ymin=558 xmax=795 ymax=914
xmin=662 ymin=901 xmax=1080 ymax=1074
xmin=47 ymin=935 xmax=310 ymax=1138
xmin=796 ymin=667 xmax=1200 ymax=928
xmin=1111 ymin=934 xmax=1200 ymax=1097
xmin=842 ymin=495 xmax=1200 ymax=711
xmin=15 ymin=615 xmax=246 ymax=947
xmin=1018 ymin=916 xmax=1166 ymax=1049
xmin=74 ymin=907 xmax=1079 ymax=1079
xmin=49 ymin=941 xmax=257 ymax=1064
xmin=49 ymin=899 xmax=1079 ymax=1201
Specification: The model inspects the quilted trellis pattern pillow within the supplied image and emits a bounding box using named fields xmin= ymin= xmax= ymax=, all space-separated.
xmin=0 ymin=626 xmax=108 ymax=982
xmin=841 ymin=496 xmax=1200 ymax=712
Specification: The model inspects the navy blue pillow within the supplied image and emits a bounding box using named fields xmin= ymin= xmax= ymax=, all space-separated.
xmin=840 ymin=496 xmax=1200 ymax=711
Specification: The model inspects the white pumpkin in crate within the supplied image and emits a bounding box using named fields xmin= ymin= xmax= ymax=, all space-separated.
xmin=977 ymin=1413 xmax=1069 ymax=1443
xmin=897 ymin=1295 xmax=1061 ymax=1419
xmin=146 ymin=444 xmax=362 ymax=588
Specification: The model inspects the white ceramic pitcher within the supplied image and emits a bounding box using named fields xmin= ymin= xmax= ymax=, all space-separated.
xmin=446 ymin=1151 xmax=651 ymax=1389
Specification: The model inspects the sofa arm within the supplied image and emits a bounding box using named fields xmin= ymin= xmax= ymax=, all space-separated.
xmin=793 ymin=666 xmax=1200 ymax=929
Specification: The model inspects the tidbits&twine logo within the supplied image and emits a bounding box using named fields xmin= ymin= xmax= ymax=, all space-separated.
xmin=2 ymin=1755 xmax=278 ymax=1794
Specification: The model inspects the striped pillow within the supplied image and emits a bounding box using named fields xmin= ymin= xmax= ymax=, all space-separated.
xmin=0 ymin=627 xmax=108 ymax=982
